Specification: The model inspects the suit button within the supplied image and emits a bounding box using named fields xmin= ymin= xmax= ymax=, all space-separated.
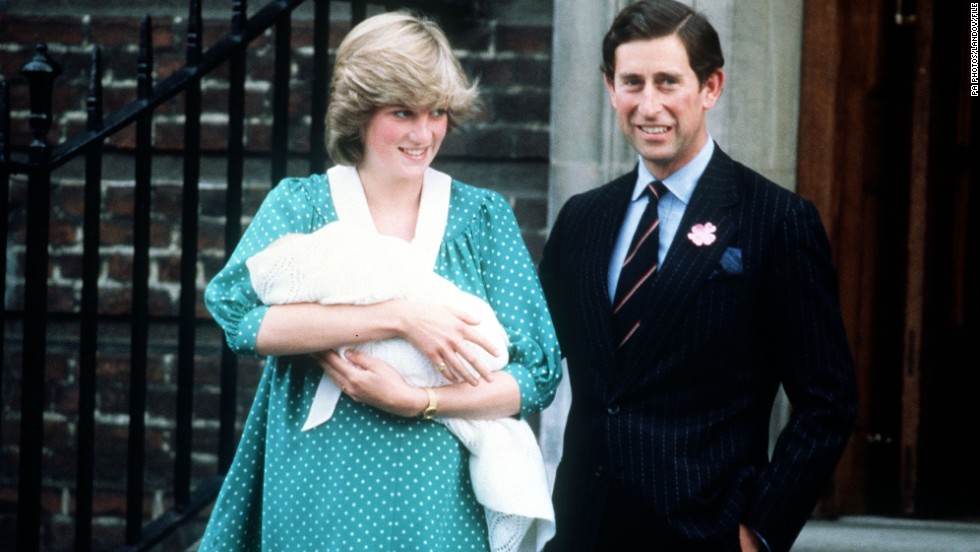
xmin=607 ymin=405 xmax=620 ymax=415
xmin=594 ymin=465 xmax=605 ymax=478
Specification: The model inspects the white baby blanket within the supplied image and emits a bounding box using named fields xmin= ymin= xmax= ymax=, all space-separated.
xmin=244 ymin=166 xmax=555 ymax=552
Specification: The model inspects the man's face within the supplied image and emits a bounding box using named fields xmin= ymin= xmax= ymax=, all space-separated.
xmin=605 ymin=34 xmax=724 ymax=180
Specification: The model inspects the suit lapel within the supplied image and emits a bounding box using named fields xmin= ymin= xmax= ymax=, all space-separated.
xmin=613 ymin=147 xmax=742 ymax=393
xmin=577 ymin=169 xmax=636 ymax=382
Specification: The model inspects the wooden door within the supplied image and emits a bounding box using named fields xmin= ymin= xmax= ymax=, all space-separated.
xmin=797 ymin=0 xmax=978 ymax=517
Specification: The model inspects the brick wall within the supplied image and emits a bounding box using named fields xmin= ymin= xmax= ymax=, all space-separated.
xmin=0 ymin=6 xmax=552 ymax=550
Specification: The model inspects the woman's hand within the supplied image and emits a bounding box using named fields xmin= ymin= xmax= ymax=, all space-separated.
xmin=392 ymin=300 xmax=501 ymax=385
xmin=313 ymin=348 xmax=522 ymax=420
xmin=313 ymin=349 xmax=429 ymax=418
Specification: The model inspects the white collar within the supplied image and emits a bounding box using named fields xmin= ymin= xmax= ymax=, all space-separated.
xmin=326 ymin=165 xmax=452 ymax=270
xmin=632 ymin=138 xmax=715 ymax=205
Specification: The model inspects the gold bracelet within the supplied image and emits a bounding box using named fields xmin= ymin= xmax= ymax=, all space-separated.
xmin=419 ymin=387 xmax=437 ymax=420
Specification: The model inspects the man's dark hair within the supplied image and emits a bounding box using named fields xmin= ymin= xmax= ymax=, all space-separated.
xmin=601 ymin=0 xmax=724 ymax=86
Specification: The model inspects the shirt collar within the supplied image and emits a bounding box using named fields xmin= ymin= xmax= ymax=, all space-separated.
xmin=632 ymin=137 xmax=715 ymax=205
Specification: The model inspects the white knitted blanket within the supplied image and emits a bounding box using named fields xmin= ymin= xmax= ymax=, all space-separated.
xmin=246 ymin=220 xmax=555 ymax=552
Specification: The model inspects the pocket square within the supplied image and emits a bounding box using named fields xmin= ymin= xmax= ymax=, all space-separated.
xmin=709 ymin=246 xmax=743 ymax=279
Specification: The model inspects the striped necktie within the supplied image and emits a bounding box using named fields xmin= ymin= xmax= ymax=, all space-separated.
xmin=613 ymin=180 xmax=667 ymax=349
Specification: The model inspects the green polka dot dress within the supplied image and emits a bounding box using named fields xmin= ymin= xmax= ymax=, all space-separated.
xmin=199 ymin=173 xmax=562 ymax=551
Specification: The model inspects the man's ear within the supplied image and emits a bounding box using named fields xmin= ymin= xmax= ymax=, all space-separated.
xmin=701 ymin=68 xmax=725 ymax=110
xmin=604 ymin=74 xmax=618 ymax=108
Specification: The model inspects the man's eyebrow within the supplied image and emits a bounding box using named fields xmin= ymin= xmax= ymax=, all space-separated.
xmin=616 ymin=69 xmax=686 ymax=81
xmin=616 ymin=70 xmax=642 ymax=80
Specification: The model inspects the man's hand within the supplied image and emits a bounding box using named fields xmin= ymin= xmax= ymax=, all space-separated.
xmin=738 ymin=523 xmax=762 ymax=552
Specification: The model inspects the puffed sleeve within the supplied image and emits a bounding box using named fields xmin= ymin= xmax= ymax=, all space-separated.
xmin=204 ymin=177 xmax=330 ymax=357
xmin=476 ymin=191 xmax=563 ymax=418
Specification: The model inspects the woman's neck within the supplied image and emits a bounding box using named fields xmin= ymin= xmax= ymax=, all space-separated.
xmin=357 ymin=166 xmax=423 ymax=241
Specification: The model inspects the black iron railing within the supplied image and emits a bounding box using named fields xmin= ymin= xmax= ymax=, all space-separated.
xmin=2 ymin=0 xmax=344 ymax=549
xmin=2 ymin=0 xmax=489 ymax=545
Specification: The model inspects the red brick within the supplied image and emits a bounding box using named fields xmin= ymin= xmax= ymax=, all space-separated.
xmin=497 ymin=25 xmax=552 ymax=54
xmin=106 ymin=125 xmax=137 ymax=150
xmin=328 ymin=21 xmax=354 ymax=49
xmin=201 ymin=87 xmax=267 ymax=115
xmin=200 ymin=254 xmax=226 ymax=282
xmin=97 ymin=354 xmax=130 ymax=378
xmin=97 ymin=385 xmax=130 ymax=416
xmin=98 ymin=288 xmax=133 ymax=316
xmin=4 ymin=283 xmax=24 ymax=310
xmin=291 ymin=19 xmax=315 ymax=49
xmin=55 ymin=385 xmax=80 ymax=414
xmin=243 ymin=49 xmax=273 ymax=83
xmin=149 ymin=288 xmax=178 ymax=316
xmin=46 ymin=514 xmax=75 ymax=551
xmin=91 ymin=521 xmax=126 ymax=548
xmin=155 ymin=119 xmax=229 ymax=152
xmin=100 ymin=220 xmax=133 ymax=246
xmin=48 ymin=284 xmax=77 ymax=313
xmin=195 ymin=290 xmax=211 ymax=318
xmin=152 ymin=184 xmax=182 ymax=217
xmin=445 ymin=21 xmax=492 ymax=53
xmin=39 ymin=488 xmax=64 ymax=517
xmin=57 ymin=183 xmax=88 ymax=217
xmin=0 ymin=15 xmax=85 ymax=46
xmin=52 ymin=253 xmax=83 ymax=281
xmin=513 ymin=197 xmax=547 ymax=230
xmin=155 ymin=51 xmax=184 ymax=83
xmin=63 ymin=119 xmax=87 ymax=141
xmin=105 ymin=185 xmax=135 ymax=217
xmin=245 ymin=121 xmax=272 ymax=152
xmin=44 ymin=353 xmax=71 ymax=381
xmin=50 ymin=219 xmax=79 ymax=246
xmin=0 ymin=47 xmax=31 ymax=81
xmin=156 ymin=255 xmax=182 ymax=284
xmin=103 ymin=85 xmax=138 ymax=115
xmin=89 ymin=16 xmax=175 ymax=50
xmin=90 ymin=489 xmax=127 ymax=517
xmin=202 ymin=19 xmax=232 ymax=51
xmin=151 ymin=221 xmax=173 ymax=248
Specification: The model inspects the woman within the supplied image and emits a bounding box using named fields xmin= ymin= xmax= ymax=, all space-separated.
xmin=198 ymin=11 xmax=562 ymax=552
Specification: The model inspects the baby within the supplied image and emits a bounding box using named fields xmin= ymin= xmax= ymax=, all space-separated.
xmin=246 ymin=220 xmax=553 ymax=552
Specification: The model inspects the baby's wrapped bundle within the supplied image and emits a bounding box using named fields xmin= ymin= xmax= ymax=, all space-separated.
xmin=246 ymin=220 xmax=554 ymax=552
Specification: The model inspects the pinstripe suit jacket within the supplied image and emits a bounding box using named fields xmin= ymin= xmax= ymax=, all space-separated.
xmin=539 ymin=146 xmax=857 ymax=552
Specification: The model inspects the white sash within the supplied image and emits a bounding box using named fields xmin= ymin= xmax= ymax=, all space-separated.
xmin=303 ymin=165 xmax=452 ymax=430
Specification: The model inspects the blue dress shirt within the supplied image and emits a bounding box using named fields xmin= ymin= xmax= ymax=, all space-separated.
xmin=607 ymin=139 xmax=715 ymax=301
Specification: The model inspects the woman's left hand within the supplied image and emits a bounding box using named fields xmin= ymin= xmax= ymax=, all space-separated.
xmin=312 ymin=349 xmax=428 ymax=418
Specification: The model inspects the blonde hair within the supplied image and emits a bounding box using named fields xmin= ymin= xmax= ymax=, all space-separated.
xmin=327 ymin=11 xmax=479 ymax=166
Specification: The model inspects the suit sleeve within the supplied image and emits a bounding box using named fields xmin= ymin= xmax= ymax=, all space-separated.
xmin=538 ymin=196 xmax=576 ymax=351
xmin=741 ymin=199 xmax=858 ymax=552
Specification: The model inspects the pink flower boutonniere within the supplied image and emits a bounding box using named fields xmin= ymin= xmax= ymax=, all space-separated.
xmin=687 ymin=222 xmax=717 ymax=247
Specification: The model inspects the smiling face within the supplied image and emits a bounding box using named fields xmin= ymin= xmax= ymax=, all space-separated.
xmin=605 ymin=34 xmax=724 ymax=180
xmin=359 ymin=105 xmax=449 ymax=184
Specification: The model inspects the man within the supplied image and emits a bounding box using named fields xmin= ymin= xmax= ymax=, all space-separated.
xmin=539 ymin=1 xmax=858 ymax=551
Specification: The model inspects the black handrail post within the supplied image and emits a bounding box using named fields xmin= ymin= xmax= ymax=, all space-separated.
xmin=219 ymin=0 xmax=248 ymax=474
xmin=270 ymin=15 xmax=291 ymax=185
xmin=75 ymin=46 xmax=104 ymax=552
xmin=126 ymin=16 xmax=154 ymax=545
xmin=308 ymin=0 xmax=329 ymax=174
xmin=18 ymin=42 xmax=61 ymax=552
xmin=0 ymin=80 xmax=10 ymax=453
xmin=175 ymin=0 xmax=204 ymax=512
xmin=352 ymin=0 xmax=367 ymax=25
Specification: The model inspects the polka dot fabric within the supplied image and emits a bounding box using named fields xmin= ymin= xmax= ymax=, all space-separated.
xmin=199 ymin=173 xmax=562 ymax=551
